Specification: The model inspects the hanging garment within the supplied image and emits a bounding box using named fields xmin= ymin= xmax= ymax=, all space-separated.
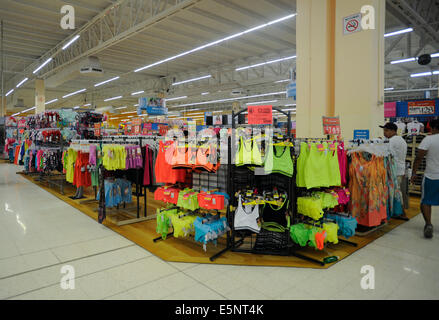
xmin=326 ymin=214 xmax=357 ymax=239
xmin=261 ymin=197 xmax=289 ymax=227
xmin=235 ymin=136 xmax=262 ymax=166
xmin=384 ymin=156 xmax=404 ymax=218
xmin=73 ymin=151 xmax=91 ymax=188
xmin=154 ymin=141 xmax=188 ymax=184
xmin=177 ymin=189 xmax=200 ymax=211
xmin=348 ymin=152 xmax=388 ymax=227
xmin=338 ymin=142 xmax=348 ymax=185
xmin=197 ymin=192 xmax=225 ymax=210
xmin=233 ymin=195 xmax=260 ymax=233
xmin=297 ymin=196 xmax=324 ymax=220
xmin=170 ymin=213 xmax=197 ymax=238
xmin=194 ymin=215 xmax=229 ymax=251
xmin=326 ymin=142 xmax=341 ymax=186
xmin=156 ymin=208 xmax=178 ymax=240
xmin=304 ymin=143 xmax=331 ymax=188
xmin=264 ymin=144 xmax=294 ymax=177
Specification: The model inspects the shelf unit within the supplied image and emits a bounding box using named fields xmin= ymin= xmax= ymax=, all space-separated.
xmin=403 ymin=133 xmax=426 ymax=195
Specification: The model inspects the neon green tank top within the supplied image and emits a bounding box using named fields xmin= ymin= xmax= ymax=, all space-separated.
xmin=304 ymin=143 xmax=331 ymax=189
xmin=296 ymin=142 xmax=309 ymax=188
xmin=235 ymin=137 xmax=262 ymax=166
xmin=326 ymin=143 xmax=341 ymax=186
xmin=264 ymin=145 xmax=294 ymax=177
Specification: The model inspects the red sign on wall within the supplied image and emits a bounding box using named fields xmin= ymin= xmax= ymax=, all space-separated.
xmin=384 ymin=102 xmax=397 ymax=118
xmin=408 ymin=100 xmax=435 ymax=115
xmin=247 ymin=105 xmax=273 ymax=125
xmin=322 ymin=116 xmax=341 ymax=135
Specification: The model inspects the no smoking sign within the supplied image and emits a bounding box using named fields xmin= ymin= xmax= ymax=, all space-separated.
xmin=343 ymin=13 xmax=362 ymax=35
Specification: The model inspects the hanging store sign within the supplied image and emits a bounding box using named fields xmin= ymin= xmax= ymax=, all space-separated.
xmin=407 ymin=100 xmax=435 ymax=115
xmin=343 ymin=13 xmax=362 ymax=35
xmin=94 ymin=123 xmax=101 ymax=137
xmin=138 ymin=97 xmax=168 ymax=115
xmin=247 ymin=105 xmax=273 ymax=125
xmin=322 ymin=116 xmax=341 ymax=135
xmin=384 ymin=102 xmax=397 ymax=118
xmin=354 ymin=129 xmax=370 ymax=140
xmin=158 ymin=124 xmax=168 ymax=136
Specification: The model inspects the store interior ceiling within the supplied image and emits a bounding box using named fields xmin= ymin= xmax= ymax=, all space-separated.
xmin=1 ymin=0 xmax=439 ymax=118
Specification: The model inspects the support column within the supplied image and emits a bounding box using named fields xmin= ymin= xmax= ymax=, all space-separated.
xmin=296 ymin=0 xmax=333 ymax=138
xmin=334 ymin=0 xmax=385 ymax=139
xmin=0 ymin=96 xmax=6 ymax=117
xmin=35 ymin=79 xmax=45 ymax=113
xmin=296 ymin=0 xmax=385 ymax=139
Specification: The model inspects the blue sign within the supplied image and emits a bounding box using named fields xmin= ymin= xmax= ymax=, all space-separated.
xmin=137 ymin=97 xmax=167 ymax=115
xmin=286 ymin=81 xmax=296 ymax=100
xmin=354 ymin=129 xmax=370 ymax=140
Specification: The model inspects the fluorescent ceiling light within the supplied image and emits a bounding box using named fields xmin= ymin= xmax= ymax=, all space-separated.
xmin=283 ymin=108 xmax=296 ymax=111
xmin=134 ymin=104 xmax=139 ymax=106
xmin=22 ymin=106 xmax=36 ymax=113
xmin=172 ymin=75 xmax=211 ymax=86
xmin=384 ymin=87 xmax=394 ymax=91
xmin=165 ymin=96 xmax=187 ymax=101
xmin=62 ymin=35 xmax=80 ymax=50
xmin=384 ymin=28 xmax=413 ymax=38
xmin=201 ymin=92 xmax=209 ymax=95
xmin=16 ymin=77 xmax=28 ymax=88
xmin=104 ymin=96 xmax=122 ymax=102
xmin=285 ymin=104 xmax=296 ymax=106
xmin=5 ymin=89 xmax=14 ymax=96
xmin=128 ymin=116 xmax=134 ymax=118
xmin=390 ymin=57 xmax=416 ymax=64
xmin=45 ymin=98 xmax=58 ymax=105
xmin=83 ymin=103 xmax=91 ymax=107
xmin=121 ymin=111 xmax=137 ymax=114
xmin=236 ymin=56 xmax=296 ymax=71
xmin=433 ymin=71 xmax=439 ymax=75
xmin=94 ymin=76 xmax=120 ymax=87
xmin=246 ymin=100 xmax=278 ymax=105
xmin=185 ymin=112 xmax=204 ymax=115
xmin=275 ymin=79 xmax=291 ymax=83
xmin=411 ymin=71 xmax=433 ymax=78
xmin=11 ymin=112 xmax=20 ymax=116
xmin=131 ymin=90 xmax=144 ymax=95
xmin=431 ymin=53 xmax=439 ymax=58
xmin=63 ymin=88 xmax=86 ymax=98
xmin=134 ymin=13 xmax=297 ymax=72
xmin=115 ymin=106 xmax=127 ymax=110
xmin=73 ymin=106 xmax=80 ymax=109
xmin=172 ymin=91 xmax=287 ymax=108
xmin=187 ymin=108 xmax=200 ymax=111
xmin=33 ymin=57 xmax=52 ymax=74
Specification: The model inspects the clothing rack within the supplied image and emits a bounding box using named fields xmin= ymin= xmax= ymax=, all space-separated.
xmin=209 ymin=107 xmax=326 ymax=265
xmin=76 ymin=136 xmax=153 ymax=226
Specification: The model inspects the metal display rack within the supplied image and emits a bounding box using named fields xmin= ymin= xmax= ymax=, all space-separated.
xmin=403 ymin=133 xmax=427 ymax=195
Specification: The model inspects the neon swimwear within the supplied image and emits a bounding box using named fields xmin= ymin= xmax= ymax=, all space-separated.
xmin=234 ymin=195 xmax=260 ymax=233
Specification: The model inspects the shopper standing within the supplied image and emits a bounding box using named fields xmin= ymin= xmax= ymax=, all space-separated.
xmin=411 ymin=119 xmax=439 ymax=238
xmin=380 ymin=122 xmax=408 ymax=214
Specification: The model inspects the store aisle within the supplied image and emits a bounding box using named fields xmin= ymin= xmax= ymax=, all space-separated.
xmin=1 ymin=163 xmax=438 ymax=300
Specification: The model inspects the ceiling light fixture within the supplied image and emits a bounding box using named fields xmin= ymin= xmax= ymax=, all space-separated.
xmin=172 ymin=75 xmax=211 ymax=86
xmin=165 ymin=96 xmax=188 ymax=101
xmin=5 ymin=89 xmax=14 ymax=96
xmin=104 ymin=96 xmax=122 ymax=102
xmin=22 ymin=106 xmax=36 ymax=113
xmin=63 ymin=88 xmax=86 ymax=98
xmin=201 ymin=92 xmax=209 ymax=95
xmin=390 ymin=57 xmax=417 ymax=64
xmin=131 ymin=90 xmax=144 ymax=95
xmin=246 ymin=100 xmax=278 ymax=105
xmin=16 ymin=77 xmax=28 ymax=88
xmin=121 ymin=111 xmax=137 ymax=114
xmin=83 ymin=103 xmax=91 ymax=107
xmin=94 ymin=76 xmax=120 ymax=87
xmin=384 ymin=27 xmax=413 ymax=38
xmin=172 ymin=91 xmax=287 ymax=108
xmin=284 ymin=104 xmax=296 ymax=106
xmin=115 ymin=106 xmax=127 ymax=110
xmin=134 ymin=13 xmax=297 ymax=73
xmin=384 ymin=87 xmax=394 ymax=91
xmin=411 ymin=71 xmax=433 ymax=78
xmin=11 ymin=112 xmax=20 ymax=116
xmin=45 ymin=98 xmax=58 ymax=105
xmin=431 ymin=53 xmax=439 ymax=58
xmin=275 ymin=79 xmax=291 ymax=83
xmin=62 ymin=35 xmax=80 ymax=50
xmin=236 ymin=56 xmax=296 ymax=71
xmin=33 ymin=57 xmax=52 ymax=74
xmin=73 ymin=106 xmax=80 ymax=109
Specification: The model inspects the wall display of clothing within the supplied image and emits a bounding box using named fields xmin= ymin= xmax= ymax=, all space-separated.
xmin=348 ymin=142 xmax=404 ymax=227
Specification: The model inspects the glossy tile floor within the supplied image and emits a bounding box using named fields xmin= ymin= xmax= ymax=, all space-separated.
xmin=1 ymin=163 xmax=439 ymax=300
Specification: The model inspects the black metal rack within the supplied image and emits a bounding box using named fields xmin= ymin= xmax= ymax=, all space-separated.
xmin=209 ymin=106 xmax=326 ymax=265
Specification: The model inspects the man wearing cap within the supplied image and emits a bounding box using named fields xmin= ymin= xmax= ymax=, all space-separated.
xmin=380 ymin=122 xmax=408 ymax=215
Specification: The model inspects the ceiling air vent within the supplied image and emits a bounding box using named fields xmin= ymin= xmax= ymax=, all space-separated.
xmin=80 ymin=56 xmax=103 ymax=76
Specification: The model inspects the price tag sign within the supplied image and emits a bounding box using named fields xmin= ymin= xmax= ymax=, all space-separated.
xmin=132 ymin=118 xmax=142 ymax=126
xmin=94 ymin=123 xmax=101 ymax=137
xmin=133 ymin=125 xmax=140 ymax=135
xmin=247 ymin=105 xmax=273 ymax=125
xmin=322 ymin=116 xmax=341 ymax=135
